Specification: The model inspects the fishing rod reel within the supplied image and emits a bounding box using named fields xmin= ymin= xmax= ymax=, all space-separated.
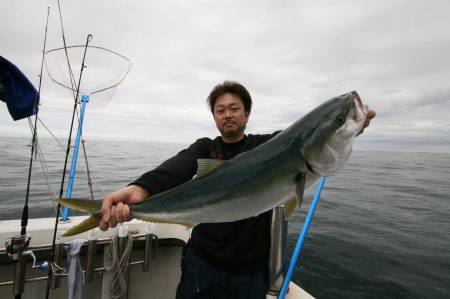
xmin=5 ymin=234 xmax=31 ymax=261
xmin=5 ymin=234 xmax=48 ymax=298
xmin=5 ymin=234 xmax=50 ymax=269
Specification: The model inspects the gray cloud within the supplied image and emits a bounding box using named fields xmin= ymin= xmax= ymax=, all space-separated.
xmin=1 ymin=0 xmax=449 ymax=152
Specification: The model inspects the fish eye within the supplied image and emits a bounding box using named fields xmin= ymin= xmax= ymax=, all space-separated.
xmin=337 ymin=115 xmax=345 ymax=124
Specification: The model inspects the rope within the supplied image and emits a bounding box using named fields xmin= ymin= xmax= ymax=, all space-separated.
xmin=51 ymin=260 xmax=67 ymax=276
xmin=56 ymin=0 xmax=77 ymax=100
xmin=81 ymin=139 xmax=95 ymax=200
xmin=104 ymin=233 xmax=133 ymax=298
xmin=35 ymin=141 xmax=60 ymax=213
xmin=37 ymin=116 xmax=107 ymax=196
xmin=27 ymin=118 xmax=59 ymax=207
xmin=73 ymin=102 xmax=95 ymax=200
xmin=37 ymin=117 xmax=64 ymax=147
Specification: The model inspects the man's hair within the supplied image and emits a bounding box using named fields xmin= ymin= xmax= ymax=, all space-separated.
xmin=207 ymin=81 xmax=252 ymax=114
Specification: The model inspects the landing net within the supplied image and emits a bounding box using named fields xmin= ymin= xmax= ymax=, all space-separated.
xmin=44 ymin=45 xmax=132 ymax=108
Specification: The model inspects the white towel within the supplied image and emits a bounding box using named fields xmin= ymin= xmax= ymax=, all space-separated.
xmin=66 ymin=239 xmax=85 ymax=299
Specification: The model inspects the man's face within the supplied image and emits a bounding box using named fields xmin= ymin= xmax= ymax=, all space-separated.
xmin=213 ymin=93 xmax=249 ymax=140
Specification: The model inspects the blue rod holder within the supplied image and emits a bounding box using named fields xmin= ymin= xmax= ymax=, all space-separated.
xmin=62 ymin=94 xmax=89 ymax=221
xmin=278 ymin=176 xmax=326 ymax=299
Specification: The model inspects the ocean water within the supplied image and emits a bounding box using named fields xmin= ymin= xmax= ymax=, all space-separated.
xmin=0 ymin=136 xmax=449 ymax=298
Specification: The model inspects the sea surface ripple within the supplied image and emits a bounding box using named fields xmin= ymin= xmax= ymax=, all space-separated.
xmin=0 ymin=137 xmax=449 ymax=298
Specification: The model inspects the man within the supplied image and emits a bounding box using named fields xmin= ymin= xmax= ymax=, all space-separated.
xmin=100 ymin=81 xmax=376 ymax=298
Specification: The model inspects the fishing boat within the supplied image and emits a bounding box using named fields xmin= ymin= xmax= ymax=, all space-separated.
xmin=0 ymin=216 xmax=314 ymax=298
xmin=0 ymin=4 xmax=316 ymax=299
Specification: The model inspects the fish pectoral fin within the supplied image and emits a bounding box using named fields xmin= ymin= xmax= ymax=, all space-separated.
xmin=295 ymin=172 xmax=306 ymax=210
xmin=56 ymin=198 xmax=102 ymax=214
xmin=62 ymin=213 xmax=102 ymax=237
xmin=283 ymin=196 xmax=299 ymax=218
xmin=284 ymin=172 xmax=306 ymax=218
xmin=133 ymin=214 xmax=196 ymax=229
xmin=195 ymin=159 xmax=226 ymax=179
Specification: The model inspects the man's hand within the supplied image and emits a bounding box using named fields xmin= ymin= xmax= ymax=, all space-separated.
xmin=358 ymin=108 xmax=376 ymax=136
xmin=100 ymin=184 xmax=149 ymax=231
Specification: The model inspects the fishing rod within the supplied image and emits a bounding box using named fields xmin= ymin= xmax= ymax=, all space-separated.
xmin=4 ymin=8 xmax=50 ymax=299
xmin=19 ymin=6 xmax=50 ymax=237
xmin=278 ymin=176 xmax=326 ymax=299
xmin=44 ymin=33 xmax=92 ymax=299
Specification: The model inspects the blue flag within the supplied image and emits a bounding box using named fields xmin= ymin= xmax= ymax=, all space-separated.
xmin=0 ymin=55 xmax=38 ymax=121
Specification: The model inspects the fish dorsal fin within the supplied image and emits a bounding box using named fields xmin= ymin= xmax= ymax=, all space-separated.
xmin=195 ymin=159 xmax=226 ymax=179
xmin=283 ymin=172 xmax=306 ymax=218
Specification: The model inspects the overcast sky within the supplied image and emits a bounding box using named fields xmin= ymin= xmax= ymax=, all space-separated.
xmin=1 ymin=0 xmax=449 ymax=152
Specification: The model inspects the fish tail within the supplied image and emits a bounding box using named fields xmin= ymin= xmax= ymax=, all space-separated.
xmin=62 ymin=213 xmax=102 ymax=237
xmin=56 ymin=198 xmax=103 ymax=236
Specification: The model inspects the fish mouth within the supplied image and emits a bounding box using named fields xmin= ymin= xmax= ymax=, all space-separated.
xmin=350 ymin=91 xmax=368 ymax=125
xmin=351 ymin=91 xmax=364 ymax=112
xmin=307 ymin=92 xmax=368 ymax=176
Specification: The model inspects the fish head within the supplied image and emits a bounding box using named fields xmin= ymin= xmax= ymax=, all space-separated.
xmin=301 ymin=91 xmax=368 ymax=176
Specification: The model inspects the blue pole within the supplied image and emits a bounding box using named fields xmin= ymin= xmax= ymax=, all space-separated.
xmin=62 ymin=94 xmax=90 ymax=221
xmin=278 ymin=176 xmax=327 ymax=299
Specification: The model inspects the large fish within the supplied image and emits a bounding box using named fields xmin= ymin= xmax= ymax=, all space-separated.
xmin=57 ymin=91 xmax=368 ymax=236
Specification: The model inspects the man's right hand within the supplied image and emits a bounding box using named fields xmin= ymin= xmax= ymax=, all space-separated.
xmin=100 ymin=184 xmax=149 ymax=231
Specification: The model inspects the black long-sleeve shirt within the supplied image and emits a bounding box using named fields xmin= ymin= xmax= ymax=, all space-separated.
xmin=132 ymin=132 xmax=280 ymax=273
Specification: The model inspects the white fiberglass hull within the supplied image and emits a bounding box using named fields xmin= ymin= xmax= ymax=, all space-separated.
xmin=0 ymin=216 xmax=313 ymax=299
